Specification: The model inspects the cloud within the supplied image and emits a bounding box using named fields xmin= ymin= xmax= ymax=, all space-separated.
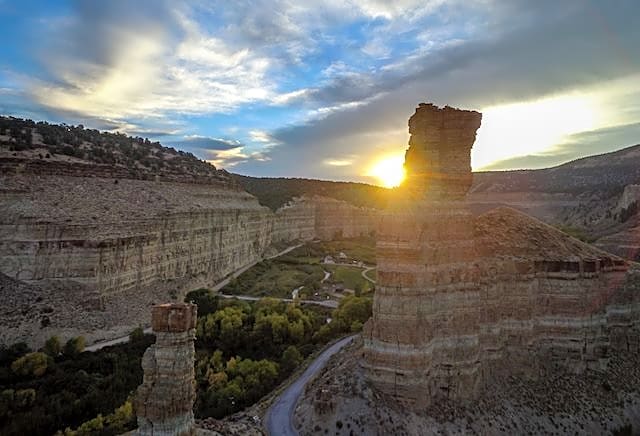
xmin=229 ymin=0 xmax=640 ymax=178
xmin=206 ymin=146 xmax=270 ymax=169
xmin=481 ymin=121 xmax=640 ymax=171
xmin=323 ymin=158 xmax=354 ymax=167
xmin=3 ymin=0 xmax=640 ymax=180
xmin=167 ymin=135 xmax=242 ymax=151
xmin=248 ymin=130 xmax=281 ymax=146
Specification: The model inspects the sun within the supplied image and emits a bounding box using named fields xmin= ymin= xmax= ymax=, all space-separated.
xmin=367 ymin=154 xmax=405 ymax=188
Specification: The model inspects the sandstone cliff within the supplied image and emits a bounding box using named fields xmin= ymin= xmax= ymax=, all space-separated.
xmin=0 ymin=163 xmax=377 ymax=347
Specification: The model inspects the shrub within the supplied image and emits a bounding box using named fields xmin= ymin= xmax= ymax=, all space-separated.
xmin=129 ymin=327 xmax=145 ymax=343
xmin=63 ymin=337 xmax=86 ymax=358
xmin=281 ymin=345 xmax=303 ymax=374
xmin=43 ymin=336 xmax=62 ymax=357
xmin=11 ymin=352 xmax=49 ymax=377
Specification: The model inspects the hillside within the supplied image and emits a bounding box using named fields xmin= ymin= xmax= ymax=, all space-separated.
xmin=231 ymin=174 xmax=393 ymax=210
xmin=233 ymin=144 xmax=640 ymax=235
xmin=472 ymin=144 xmax=640 ymax=194
xmin=0 ymin=116 xmax=230 ymax=184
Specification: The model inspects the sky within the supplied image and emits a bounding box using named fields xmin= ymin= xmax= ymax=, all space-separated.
xmin=1 ymin=0 xmax=639 ymax=186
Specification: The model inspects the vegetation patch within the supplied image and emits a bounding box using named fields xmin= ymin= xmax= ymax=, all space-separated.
xmin=222 ymin=259 xmax=325 ymax=298
xmin=325 ymin=265 xmax=373 ymax=294
xmin=185 ymin=290 xmax=372 ymax=418
xmin=0 ymin=291 xmax=373 ymax=435
xmin=0 ymin=333 xmax=152 ymax=436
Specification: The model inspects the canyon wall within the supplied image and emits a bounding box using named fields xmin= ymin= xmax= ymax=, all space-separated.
xmin=0 ymin=170 xmax=376 ymax=347
xmin=363 ymin=103 xmax=640 ymax=406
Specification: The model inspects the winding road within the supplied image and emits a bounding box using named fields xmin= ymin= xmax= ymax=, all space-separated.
xmin=265 ymin=335 xmax=357 ymax=436
xmin=361 ymin=266 xmax=376 ymax=284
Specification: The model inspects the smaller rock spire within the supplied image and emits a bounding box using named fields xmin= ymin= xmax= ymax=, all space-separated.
xmin=135 ymin=303 xmax=198 ymax=436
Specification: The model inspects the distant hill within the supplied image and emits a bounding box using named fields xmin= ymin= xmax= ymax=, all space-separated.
xmin=231 ymin=174 xmax=394 ymax=210
xmin=472 ymin=144 xmax=640 ymax=195
xmin=234 ymin=144 xmax=640 ymax=211
xmin=0 ymin=116 xmax=229 ymax=183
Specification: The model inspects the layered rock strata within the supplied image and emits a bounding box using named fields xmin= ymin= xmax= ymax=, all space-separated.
xmin=0 ymin=171 xmax=377 ymax=347
xmin=364 ymin=103 xmax=483 ymax=404
xmin=363 ymin=103 xmax=640 ymax=406
xmin=403 ymin=103 xmax=482 ymax=199
xmin=135 ymin=303 xmax=197 ymax=436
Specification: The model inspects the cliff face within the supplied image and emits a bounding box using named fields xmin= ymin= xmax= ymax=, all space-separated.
xmin=404 ymin=103 xmax=482 ymax=199
xmin=363 ymin=103 xmax=640 ymax=406
xmin=0 ymin=165 xmax=377 ymax=347
xmin=312 ymin=196 xmax=378 ymax=240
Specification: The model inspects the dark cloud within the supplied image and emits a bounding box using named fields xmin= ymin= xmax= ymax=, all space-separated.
xmin=166 ymin=137 xmax=242 ymax=151
xmin=49 ymin=0 xmax=180 ymax=68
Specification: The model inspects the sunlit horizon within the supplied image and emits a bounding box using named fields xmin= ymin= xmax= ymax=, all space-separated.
xmin=366 ymin=154 xmax=406 ymax=188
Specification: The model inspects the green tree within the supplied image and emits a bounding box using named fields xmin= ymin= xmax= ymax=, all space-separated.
xmin=0 ymin=389 xmax=14 ymax=417
xmin=129 ymin=327 xmax=145 ymax=343
xmin=281 ymin=345 xmax=303 ymax=374
xmin=15 ymin=388 xmax=36 ymax=408
xmin=184 ymin=288 xmax=218 ymax=316
xmin=11 ymin=352 xmax=49 ymax=377
xmin=43 ymin=336 xmax=62 ymax=357
xmin=335 ymin=296 xmax=372 ymax=328
xmin=63 ymin=336 xmax=86 ymax=357
xmin=350 ymin=320 xmax=364 ymax=332
xmin=354 ymin=283 xmax=363 ymax=297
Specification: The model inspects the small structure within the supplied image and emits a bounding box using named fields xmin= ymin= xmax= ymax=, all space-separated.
xmin=323 ymin=255 xmax=335 ymax=264
xmin=135 ymin=303 xmax=197 ymax=436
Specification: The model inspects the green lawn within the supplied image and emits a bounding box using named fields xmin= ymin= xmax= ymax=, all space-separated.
xmin=363 ymin=267 xmax=377 ymax=283
xmin=326 ymin=265 xmax=373 ymax=293
xmin=221 ymin=259 xmax=325 ymax=298
xmin=221 ymin=237 xmax=376 ymax=299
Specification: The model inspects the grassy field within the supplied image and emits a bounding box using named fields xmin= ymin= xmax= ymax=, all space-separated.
xmin=363 ymin=267 xmax=377 ymax=283
xmin=326 ymin=265 xmax=374 ymax=293
xmin=222 ymin=259 xmax=325 ymax=298
xmin=221 ymin=237 xmax=376 ymax=299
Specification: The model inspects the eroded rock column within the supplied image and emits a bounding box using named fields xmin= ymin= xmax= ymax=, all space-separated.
xmin=363 ymin=103 xmax=482 ymax=405
xmin=135 ymin=303 xmax=197 ymax=436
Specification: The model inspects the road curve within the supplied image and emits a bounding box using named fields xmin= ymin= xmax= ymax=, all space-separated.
xmin=361 ymin=267 xmax=376 ymax=284
xmin=84 ymin=327 xmax=153 ymax=352
xmin=265 ymin=335 xmax=357 ymax=436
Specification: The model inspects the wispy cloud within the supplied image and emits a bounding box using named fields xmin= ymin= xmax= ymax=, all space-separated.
xmin=206 ymin=146 xmax=270 ymax=169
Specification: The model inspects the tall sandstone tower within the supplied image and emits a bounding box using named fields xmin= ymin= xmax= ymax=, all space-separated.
xmin=363 ymin=103 xmax=483 ymax=404
xmin=135 ymin=303 xmax=198 ymax=436
xmin=363 ymin=103 xmax=639 ymax=407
